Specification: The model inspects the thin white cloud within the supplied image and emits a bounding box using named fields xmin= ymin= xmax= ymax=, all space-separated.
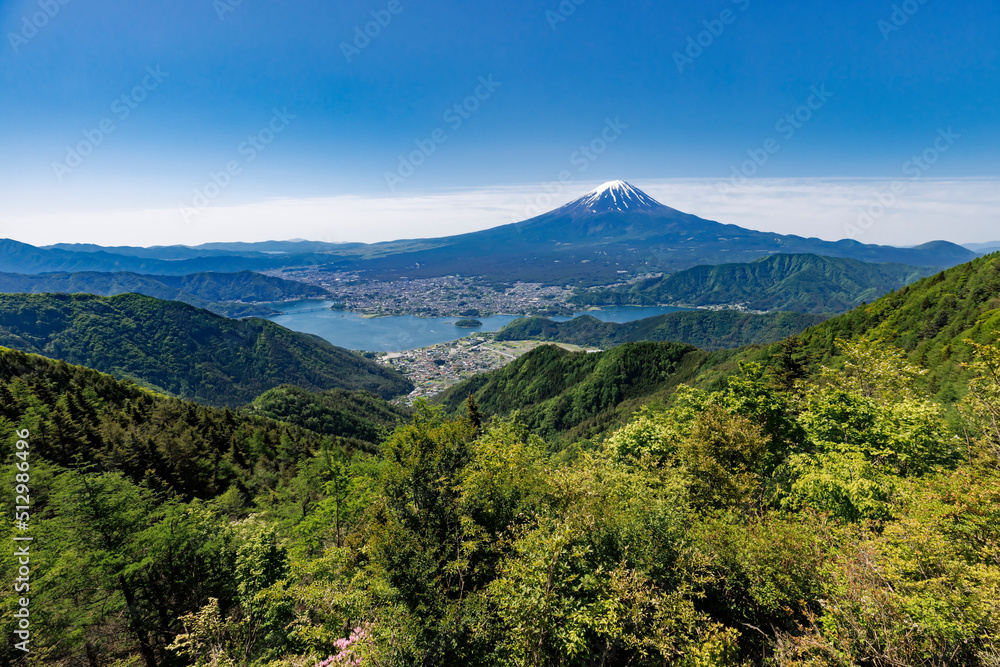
xmin=1 ymin=178 xmax=997 ymax=248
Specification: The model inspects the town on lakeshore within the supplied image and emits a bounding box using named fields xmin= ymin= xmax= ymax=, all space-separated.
xmin=263 ymin=270 xmax=649 ymax=318
xmin=378 ymin=333 xmax=595 ymax=403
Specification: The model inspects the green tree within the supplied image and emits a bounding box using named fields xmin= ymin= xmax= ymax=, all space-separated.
xmin=40 ymin=472 xmax=162 ymax=667
xmin=772 ymin=337 xmax=809 ymax=392
xmin=364 ymin=404 xmax=483 ymax=666
xmin=784 ymin=339 xmax=958 ymax=521
xmin=677 ymin=405 xmax=768 ymax=513
xmin=960 ymin=337 xmax=1000 ymax=460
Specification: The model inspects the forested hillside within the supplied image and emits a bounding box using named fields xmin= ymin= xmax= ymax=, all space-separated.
xmin=0 ymin=293 xmax=412 ymax=406
xmin=698 ymin=252 xmax=1000 ymax=402
xmin=496 ymin=310 xmax=828 ymax=350
xmin=4 ymin=332 xmax=999 ymax=665
xmin=0 ymin=270 xmax=327 ymax=318
xmin=0 ymin=346 xmax=378 ymax=666
xmin=435 ymin=342 xmax=729 ymax=443
xmin=248 ymin=385 xmax=412 ymax=450
xmin=575 ymin=253 xmax=934 ymax=313
xmin=0 ymin=347 xmax=337 ymax=499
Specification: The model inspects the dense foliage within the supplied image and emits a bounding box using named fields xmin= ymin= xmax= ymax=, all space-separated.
xmin=435 ymin=342 xmax=728 ymax=444
xmin=700 ymin=252 xmax=1000 ymax=403
xmin=249 ymin=386 xmax=412 ymax=450
xmin=0 ymin=293 xmax=412 ymax=406
xmin=496 ymin=311 xmax=829 ymax=350
xmin=5 ymin=332 xmax=1000 ymax=666
xmin=574 ymin=254 xmax=934 ymax=314
xmin=0 ymin=346 xmax=334 ymax=499
xmin=0 ymin=270 xmax=328 ymax=318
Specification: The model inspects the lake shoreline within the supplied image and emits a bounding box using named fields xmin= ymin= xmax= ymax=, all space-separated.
xmin=263 ymin=301 xmax=698 ymax=353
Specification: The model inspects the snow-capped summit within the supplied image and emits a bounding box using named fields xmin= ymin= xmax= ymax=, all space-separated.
xmin=557 ymin=180 xmax=667 ymax=216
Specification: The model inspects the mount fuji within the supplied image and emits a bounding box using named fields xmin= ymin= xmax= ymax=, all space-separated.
xmin=350 ymin=180 xmax=975 ymax=284
xmin=0 ymin=181 xmax=974 ymax=284
xmin=556 ymin=180 xmax=667 ymax=215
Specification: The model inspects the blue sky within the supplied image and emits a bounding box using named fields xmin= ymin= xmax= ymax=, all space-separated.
xmin=1 ymin=0 xmax=997 ymax=246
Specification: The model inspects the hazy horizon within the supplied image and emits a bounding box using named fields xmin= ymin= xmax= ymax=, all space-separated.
xmin=2 ymin=177 xmax=998 ymax=249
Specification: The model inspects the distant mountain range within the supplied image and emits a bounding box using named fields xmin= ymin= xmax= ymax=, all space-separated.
xmin=328 ymin=181 xmax=976 ymax=283
xmin=496 ymin=311 xmax=829 ymax=351
xmin=963 ymin=241 xmax=1000 ymax=254
xmin=0 ymin=238 xmax=346 ymax=276
xmin=0 ymin=270 xmax=327 ymax=317
xmin=1 ymin=181 xmax=978 ymax=285
xmin=573 ymin=253 xmax=936 ymax=314
xmin=45 ymin=239 xmax=360 ymax=259
xmin=0 ymin=293 xmax=412 ymax=406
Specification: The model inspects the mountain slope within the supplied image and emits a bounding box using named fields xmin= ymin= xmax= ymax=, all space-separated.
xmin=0 ymin=345 xmax=330 ymax=499
xmin=434 ymin=342 xmax=726 ymax=443
xmin=701 ymin=252 xmax=1000 ymax=401
xmin=575 ymin=254 xmax=935 ymax=313
xmin=248 ymin=385 xmax=412 ymax=447
xmin=441 ymin=253 xmax=1000 ymax=443
xmin=0 ymin=270 xmax=327 ymax=318
xmin=964 ymin=241 xmax=1000 ymax=254
xmin=0 ymin=293 xmax=412 ymax=407
xmin=343 ymin=182 xmax=975 ymax=284
xmin=496 ymin=311 xmax=829 ymax=350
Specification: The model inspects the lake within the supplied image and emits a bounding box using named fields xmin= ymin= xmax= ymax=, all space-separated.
xmin=266 ymin=301 xmax=693 ymax=352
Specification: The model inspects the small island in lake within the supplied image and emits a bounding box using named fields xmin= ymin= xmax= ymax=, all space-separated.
xmin=454 ymin=319 xmax=483 ymax=328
